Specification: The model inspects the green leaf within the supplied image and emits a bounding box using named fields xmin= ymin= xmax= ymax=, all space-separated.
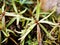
xmin=2 ymin=30 xmax=9 ymax=37
xmin=16 ymin=15 xmax=20 ymax=25
xmin=23 ymin=1 xmax=34 ymax=4
xmin=40 ymin=6 xmax=57 ymax=21
xmin=6 ymin=29 xmax=17 ymax=36
xmin=18 ymin=24 xmax=36 ymax=41
xmin=19 ymin=8 xmax=28 ymax=14
xmin=36 ymin=0 xmax=41 ymax=20
xmin=39 ymin=24 xmax=56 ymax=40
xmin=39 ymin=20 xmax=58 ymax=26
xmin=7 ymin=17 xmax=16 ymax=27
xmin=20 ymin=0 xmax=26 ymax=5
xmin=1 ymin=38 xmax=8 ymax=43
xmin=12 ymin=0 xmax=18 ymax=13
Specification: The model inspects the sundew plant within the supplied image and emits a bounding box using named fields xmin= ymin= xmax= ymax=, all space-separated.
xmin=0 ymin=0 xmax=60 ymax=45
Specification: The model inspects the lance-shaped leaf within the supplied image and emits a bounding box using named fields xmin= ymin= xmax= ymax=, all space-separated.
xmin=19 ymin=0 xmax=34 ymax=5
xmin=6 ymin=17 xmax=16 ymax=27
xmin=12 ymin=0 xmax=18 ymax=13
xmin=37 ymin=24 xmax=42 ymax=45
xmin=19 ymin=8 xmax=28 ymax=14
xmin=1 ymin=38 xmax=8 ymax=43
xmin=39 ymin=20 xmax=58 ymax=26
xmin=39 ymin=24 xmax=56 ymax=40
xmin=6 ymin=29 xmax=17 ymax=36
xmin=18 ymin=24 xmax=36 ymax=42
xmin=2 ymin=30 xmax=10 ymax=37
xmin=40 ymin=6 xmax=57 ymax=21
xmin=36 ymin=0 xmax=41 ymax=20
